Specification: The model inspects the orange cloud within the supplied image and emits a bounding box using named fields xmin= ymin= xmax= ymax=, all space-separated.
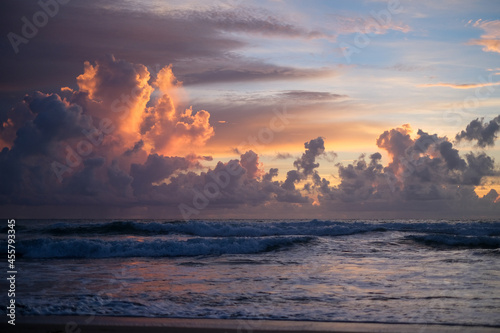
xmin=469 ymin=39 xmax=500 ymax=53
xmin=76 ymin=55 xmax=154 ymax=149
xmin=419 ymin=82 xmax=500 ymax=89
xmin=74 ymin=55 xmax=214 ymax=157
xmin=142 ymin=66 xmax=214 ymax=155
xmin=469 ymin=19 xmax=500 ymax=54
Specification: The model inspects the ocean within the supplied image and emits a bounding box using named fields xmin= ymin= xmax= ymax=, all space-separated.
xmin=2 ymin=219 xmax=500 ymax=327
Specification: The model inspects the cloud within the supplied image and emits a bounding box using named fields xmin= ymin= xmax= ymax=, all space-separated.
xmin=280 ymin=137 xmax=325 ymax=200
xmin=0 ymin=57 xmax=498 ymax=218
xmin=180 ymin=64 xmax=336 ymax=85
xmin=375 ymin=127 xmax=496 ymax=196
xmin=314 ymin=126 xmax=497 ymax=206
xmin=469 ymin=19 xmax=500 ymax=54
xmin=240 ymin=150 xmax=263 ymax=179
xmin=185 ymin=7 xmax=329 ymax=39
xmin=130 ymin=154 xmax=192 ymax=196
xmin=73 ymin=55 xmax=214 ymax=156
xmin=375 ymin=124 xmax=413 ymax=172
xmin=263 ymin=167 xmax=278 ymax=182
xmin=419 ymin=82 xmax=500 ymax=89
xmin=0 ymin=1 xmax=333 ymax=97
xmin=0 ymin=57 xmax=213 ymax=204
xmin=277 ymin=90 xmax=347 ymax=101
xmin=293 ymin=137 xmax=325 ymax=176
xmin=274 ymin=152 xmax=293 ymax=160
xmin=469 ymin=39 xmax=500 ymax=53
xmin=326 ymin=14 xmax=410 ymax=37
xmin=389 ymin=63 xmax=432 ymax=72
xmin=455 ymin=116 xmax=500 ymax=147
xmin=333 ymin=152 xmax=384 ymax=202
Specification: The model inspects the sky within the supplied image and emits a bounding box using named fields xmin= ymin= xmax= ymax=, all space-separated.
xmin=1 ymin=0 xmax=500 ymax=219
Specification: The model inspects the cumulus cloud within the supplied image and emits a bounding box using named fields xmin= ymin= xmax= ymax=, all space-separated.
xmin=293 ymin=137 xmax=325 ymax=176
xmin=277 ymin=137 xmax=326 ymax=203
xmin=375 ymin=124 xmax=413 ymax=173
xmin=455 ymin=116 xmax=500 ymax=147
xmin=0 ymin=57 xmax=498 ymax=217
xmin=333 ymin=153 xmax=385 ymax=202
xmin=0 ymin=57 xmax=213 ymax=204
xmin=307 ymin=125 xmax=499 ymax=210
xmin=72 ymin=56 xmax=214 ymax=156
xmin=240 ymin=150 xmax=264 ymax=179
xmin=342 ymin=127 xmax=495 ymax=201
xmin=130 ymin=154 xmax=191 ymax=196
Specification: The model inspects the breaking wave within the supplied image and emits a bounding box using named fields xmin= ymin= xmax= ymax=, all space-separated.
xmin=14 ymin=236 xmax=314 ymax=259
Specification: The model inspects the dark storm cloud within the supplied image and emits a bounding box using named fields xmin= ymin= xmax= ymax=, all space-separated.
xmin=278 ymin=138 xmax=326 ymax=202
xmin=13 ymin=93 xmax=91 ymax=156
xmin=333 ymin=153 xmax=384 ymax=202
xmin=107 ymin=160 xmax=133 ymax=196
xmin=462 ymin=152 xmax=496 ymax=186
xmin=438 ymin=141 xmax=466 ymax=170
xmin=65 ymin=157 xmax=105 ymax=196
xmin=293 ymin=137 xmax=325 ymax=176
xmin=130 ymin=154 xmax=191 ymax=196
xmin=0 ymin=0 xmax=332 ymax=99
xmin=263 ymin=167 xmax=278 ymax=182
xmin=282 ymin=170 xmax=302 ymax=191
xmin=455 ymin=116 xmax=500 ymax=147
xmin=124 ymin=141 xmax=145 ymax=157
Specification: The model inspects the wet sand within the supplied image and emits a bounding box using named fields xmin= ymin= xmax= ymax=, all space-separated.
xmin=3 ymin=316 xmax=500 ymax=333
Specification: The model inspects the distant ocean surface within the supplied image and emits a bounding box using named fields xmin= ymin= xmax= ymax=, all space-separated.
xmin=2 ymin=219 xmax=500 ymax=326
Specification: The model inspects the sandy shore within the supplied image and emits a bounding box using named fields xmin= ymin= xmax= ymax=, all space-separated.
xmin=2 ymin=316 xmax=500 ymax=333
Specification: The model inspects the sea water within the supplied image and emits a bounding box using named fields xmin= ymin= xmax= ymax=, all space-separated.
xmin=1 ymin=219 xmax=499 ymax=326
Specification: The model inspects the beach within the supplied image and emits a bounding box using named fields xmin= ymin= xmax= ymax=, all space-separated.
xmin=4 ymin=316 xmax=500 ymax=333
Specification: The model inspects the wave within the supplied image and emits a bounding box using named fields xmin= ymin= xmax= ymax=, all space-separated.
xmin=33 ymin=220 xmax=385 ymax=238
xmin=28 ymin=219 xmax=500 ymax=239
xmin=11 ymin=236 xmax=314 ymax=259
xmin=406 ymin=234 xmax=500 ymax=249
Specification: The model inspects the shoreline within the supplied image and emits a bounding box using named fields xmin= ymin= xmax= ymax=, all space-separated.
xmin=3 ymin=316 xmax=500 ymax=333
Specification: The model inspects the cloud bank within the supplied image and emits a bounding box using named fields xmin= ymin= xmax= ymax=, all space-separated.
xmin=0 ymin=58 xmax=499 ymax=219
